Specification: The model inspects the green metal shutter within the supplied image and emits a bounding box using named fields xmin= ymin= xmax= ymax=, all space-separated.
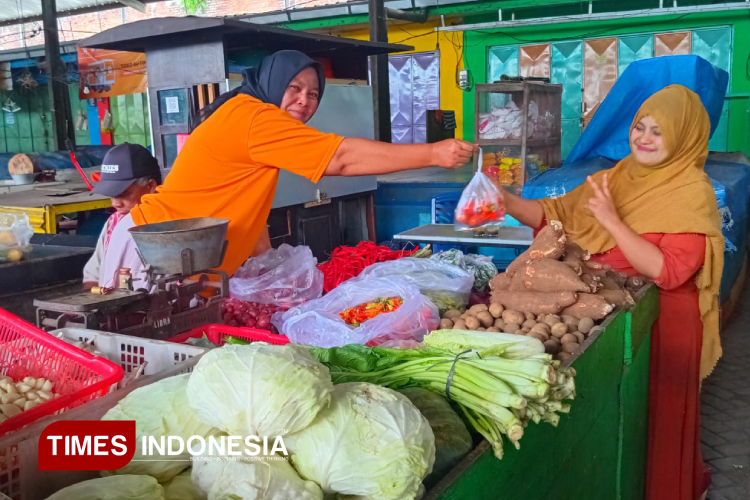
xmin=692 ymin=27 xmax=732 ymax=152
xmin=551 ymin=41 xmax=583 ymax=160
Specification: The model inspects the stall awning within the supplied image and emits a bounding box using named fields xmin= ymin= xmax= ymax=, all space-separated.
xmin=79 ymin=16 xmax=412 ymax=56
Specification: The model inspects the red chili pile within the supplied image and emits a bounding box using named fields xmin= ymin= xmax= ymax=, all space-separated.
xmin=317 ymin=241 xmax=420 ymax=293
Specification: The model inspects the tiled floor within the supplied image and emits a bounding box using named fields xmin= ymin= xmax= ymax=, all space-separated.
xmin=702 ymin=286 xmax=750 ymax=500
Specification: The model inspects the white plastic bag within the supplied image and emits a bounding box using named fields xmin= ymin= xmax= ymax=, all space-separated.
xmin=431 ymin=249 xmax=498 ymax=292
xmin=229 ymin=244 xmax=324 ymax=308
xmin=454 ymin=171 xmax=506 ymax=231
xmin=0 ymin=212 xmax=33 ymax=263
xmin=273 ymin=277 xmax=440 ymax=348
xmin=353 ymin=258 xmax=474 ymax=315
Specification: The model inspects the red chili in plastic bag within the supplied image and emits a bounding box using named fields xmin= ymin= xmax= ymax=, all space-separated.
xmin=317 ymin=242 xmax=420 ymax=292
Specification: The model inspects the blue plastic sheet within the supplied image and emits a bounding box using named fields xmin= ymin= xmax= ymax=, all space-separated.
xmin=566 ymin=55 xmax=729 ymax=164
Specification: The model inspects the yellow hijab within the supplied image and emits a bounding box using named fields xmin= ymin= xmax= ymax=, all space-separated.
xmin=540 ymin=85 xmax=724 ymax=379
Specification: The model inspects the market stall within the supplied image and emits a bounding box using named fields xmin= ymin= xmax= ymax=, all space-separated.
xmin=0 ymin=213 xmax=657 ymax=500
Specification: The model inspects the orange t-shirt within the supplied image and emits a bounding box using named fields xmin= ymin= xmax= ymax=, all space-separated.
xmin=130 ymin=94 xmax=344 ymax=276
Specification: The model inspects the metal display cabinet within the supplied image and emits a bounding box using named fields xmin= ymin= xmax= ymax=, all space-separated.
xmin=474 ymin=82 xmax=562 ymax=194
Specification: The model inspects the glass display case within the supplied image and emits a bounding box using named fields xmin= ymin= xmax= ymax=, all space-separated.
xmin=474 ymin=81 xmax=562 ymax=194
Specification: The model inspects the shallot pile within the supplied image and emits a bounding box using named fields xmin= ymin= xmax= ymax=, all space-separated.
xmin=221 ymin=298 xmax=285 ymax=332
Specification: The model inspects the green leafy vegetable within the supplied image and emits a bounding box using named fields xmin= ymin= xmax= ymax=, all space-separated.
xmin=308 ymin=340 xmax=576 ymax=460
xmin=398 ymin=388 xmax=473 ymax=487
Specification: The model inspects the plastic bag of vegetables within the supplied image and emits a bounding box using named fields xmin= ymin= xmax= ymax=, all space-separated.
xmin=353 ymin=257 xmax=474 ymax=315
xmin=285 ymin=382 xmax=435 ymax=500
xmin=273 ymin=277 xmax=440 ymax=348
xmin=230 ymin=244 xmax=324 ymax=308
xmin=431 ymin=249 xmax=498 ymax=292
xmin=101 ymin=374 xmax=219 ymax=483
xmin=186 ymin=344 xmax=333 ymax=437
xmin=46 ymin=475 xmax=164 ymax=500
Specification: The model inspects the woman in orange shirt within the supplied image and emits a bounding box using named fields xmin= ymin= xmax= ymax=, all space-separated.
xmin=103 ymin=50 xmax=476 ymax=288
xmin=503 ymin=85 xmax=723 ymax=500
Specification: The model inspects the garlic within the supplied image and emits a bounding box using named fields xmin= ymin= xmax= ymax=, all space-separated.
xmin=12 ymin=398 xmax=26 ymax=408
xmin=42 ymin=380 xmax=53 ymax=393
xmin=37 ymin=390 xmax=52 ymax=401
xmin=0 ymin=393 xmax=20 ymax=404
xmin=16 ymin=383 xmax=31 ymax=393
xmin=23 ymin=400 xmax=38 ymax=411
xmin=25 ymin=390 xmax=38 ymax=401
xmin=0 ymin=404 xmax=21 ymax=417
xmin=23 ymin=377 xmax=35 ymax=386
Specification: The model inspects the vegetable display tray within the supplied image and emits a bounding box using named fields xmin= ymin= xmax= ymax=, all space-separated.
xmin=50 ymin=328 xmax=207 ymax=377
xmin=167 ymin=323 xmax=290 ymax=346
xmin=0 ymin=308 xmax=123 ymax=437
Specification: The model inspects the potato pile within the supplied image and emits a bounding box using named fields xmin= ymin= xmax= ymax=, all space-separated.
xmin=439 ymin=303 xmax=599 ymax=361
xmin=0 ymin=375 xmax=58 ymax=422
xmin=489 ymin=220 xmax=645 ymax=321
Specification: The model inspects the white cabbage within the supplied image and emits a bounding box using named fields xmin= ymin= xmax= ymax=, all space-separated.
xmin=186 ymin=344 xmax=332 ymax=437
xmin=285 ymin=383 xmax=435 ymax=500
xmin=102 ymin=374 xmax=219 ymax=483
xmin=46 ymin=475 xmax=164 ymax=500
xmin=163 ymin=470 xmax=203 ymax=500
xmin=191 ymin=455 xmax=322 ymax=500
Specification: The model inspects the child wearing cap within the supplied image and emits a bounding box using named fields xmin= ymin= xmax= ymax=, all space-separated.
xmin=83 ymin=143 xmax=162 ymax=289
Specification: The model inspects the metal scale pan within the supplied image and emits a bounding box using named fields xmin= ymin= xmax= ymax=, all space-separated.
xmin=128 ymin=217 xmax=230 ymax=277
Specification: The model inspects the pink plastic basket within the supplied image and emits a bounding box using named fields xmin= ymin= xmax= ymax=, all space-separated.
xmin=0 ymin=308 xmax=123 ymax=436
xmin=168 ymin=324 xmax=291 ymax=346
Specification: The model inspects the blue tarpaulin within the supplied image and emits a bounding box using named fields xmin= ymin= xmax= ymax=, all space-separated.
xmin=566 ymin=55 xmax=729 ymax=164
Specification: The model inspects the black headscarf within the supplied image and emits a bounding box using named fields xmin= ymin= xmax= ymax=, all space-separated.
xmin=197 ymin=50 xmax=326 ymax=124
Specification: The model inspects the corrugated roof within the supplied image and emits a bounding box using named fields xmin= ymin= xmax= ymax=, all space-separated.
xmin=1 ymin=0 xmax=129 ymax=23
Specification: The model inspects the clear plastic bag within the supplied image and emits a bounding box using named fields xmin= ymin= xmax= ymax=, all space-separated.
xmin=454 ymin=171 xmax=506 ymax=231
xmin=353 ymin=258 xmax=474 ymax=315
xmin=431 ymin=249 xmax=498 ymax=292
xmin=0 ymin=213 xmax=33 ymax=263
xmin=272 ymin=277 xmax=440 ymax=348
xmin=229 ymin=244 xmax=324 ymax=308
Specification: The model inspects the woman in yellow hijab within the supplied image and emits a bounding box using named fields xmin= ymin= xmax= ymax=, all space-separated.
xmin=504 ymin=85 xmax=723 ymax=500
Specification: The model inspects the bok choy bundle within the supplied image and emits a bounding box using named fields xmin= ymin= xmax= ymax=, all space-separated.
xmin=309 ymin=329 xmax=576 ymax=460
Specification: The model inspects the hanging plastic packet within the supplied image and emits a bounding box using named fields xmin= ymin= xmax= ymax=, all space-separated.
xmin=454 ymin=149 xmax=506 ymax=231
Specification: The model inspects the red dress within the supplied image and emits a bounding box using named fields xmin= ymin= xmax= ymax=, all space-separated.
xmin=590 ymin=233 xmax=709 ymax=500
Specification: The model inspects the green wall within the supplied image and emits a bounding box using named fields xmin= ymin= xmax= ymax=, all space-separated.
xmin=463 ymin=10 xmax=750 ymax=155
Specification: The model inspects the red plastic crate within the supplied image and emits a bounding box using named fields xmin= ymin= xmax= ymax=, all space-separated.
xmin=168 ymin=324 xmax=291 ymax=346
xmin=0 ymin=308 xmax=124 ymax=436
